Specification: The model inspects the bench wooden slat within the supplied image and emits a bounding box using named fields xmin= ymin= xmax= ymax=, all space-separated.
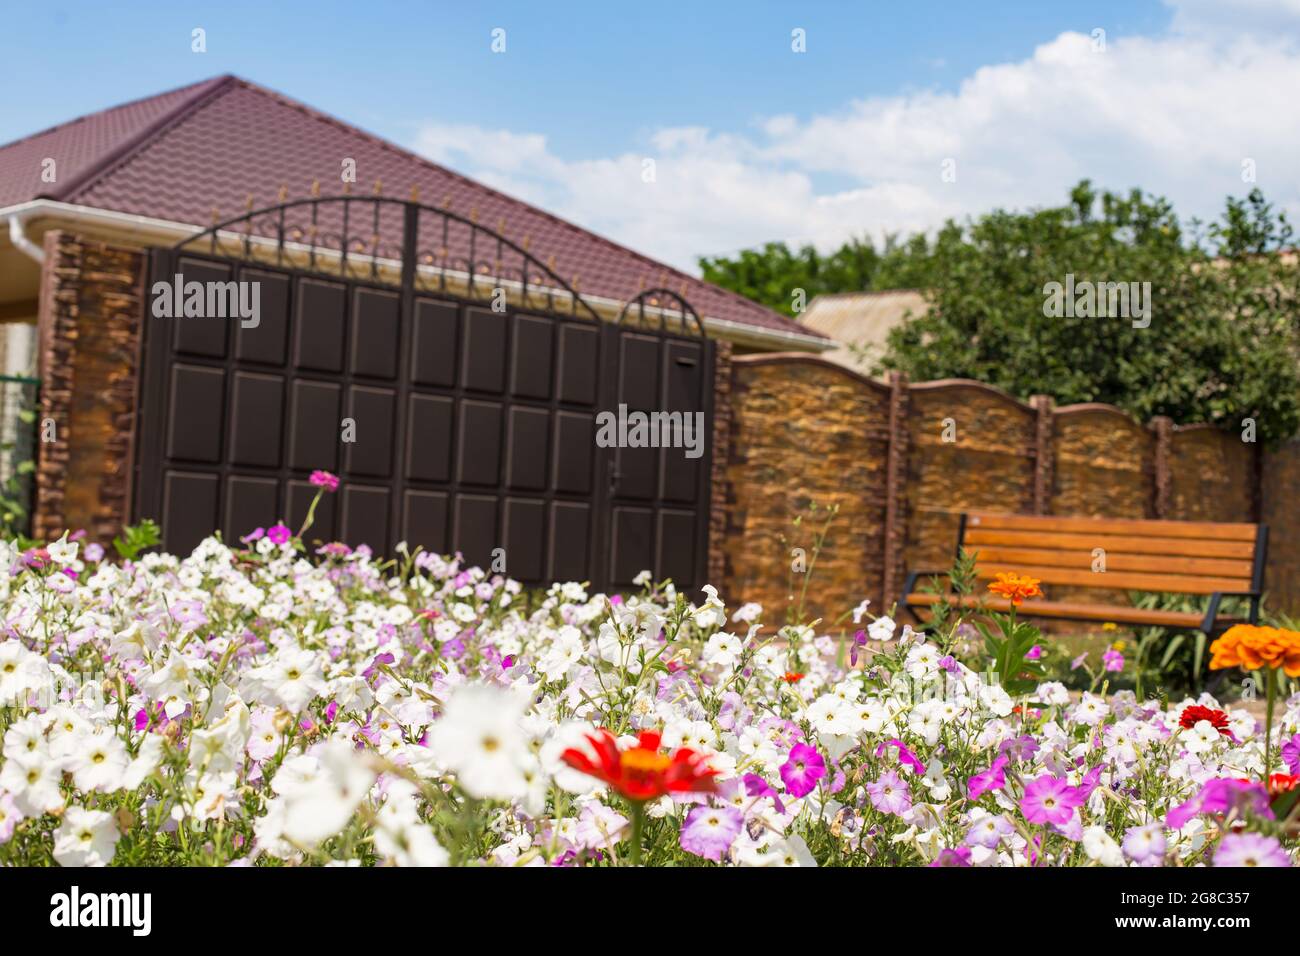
xmin=965 ymin=528 xmax=1257 ymax=559
xmin=964 ymin=546 xmax=1254 ymax=579
xmin=904 ymin=593 xmax=1244 ymax=629
xmin=972 ymin=562 xmax=1250 ymax=595
xmin=967 ymin=512 xmax=1257 ymax=541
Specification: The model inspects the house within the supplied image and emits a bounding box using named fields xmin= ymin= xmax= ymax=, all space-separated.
xmin=796 ymin=289 xmax=929 ymax=374
xmin=0 ymin=75 xmax=830 ymax=366
xmin=0 ymin=75 xmax=832 ymax=588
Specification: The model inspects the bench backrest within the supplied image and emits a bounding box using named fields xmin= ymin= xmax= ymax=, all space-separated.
xmin=960 ymin=512 xmax=1267 ymax=596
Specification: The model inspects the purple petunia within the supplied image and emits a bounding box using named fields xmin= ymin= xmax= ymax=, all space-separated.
xmin=679 ymin=805 xmax=744 ymax=862
xmin=966 ymin=813 xmax=1015 ymax=849
xmin=1166 ymin=778 xmax=1274 ymax=830
xmin=1213 ymin=832 xmax=1292 ymax=868
xmin=866 ymin=769 xmax=912 ymax=816
xmin=850 ymin=629 xmax=868 ymax=667
xmin=1282 ymin=733 xmax=1300 ymax=776
xmin=779 ymin=743 xmax=826 ymax=799
xmin=742 ymin=772 xmax=786 ymax=813
xmin=930 ymin=847 xmax=972 ymax=867
xmin=1121 ymin=823 xmax=1166 ymax=866
xmin=266 ymin=523 xmax=292 ymax=545
xmin=1102 ymin=648 xmax=1124 ymax=672
xmin=875 ymin=738 xmax=926 ymax=775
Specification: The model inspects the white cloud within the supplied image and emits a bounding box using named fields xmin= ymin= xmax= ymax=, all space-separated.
xmin=411 ymin=13 xmax=1300 ymax=273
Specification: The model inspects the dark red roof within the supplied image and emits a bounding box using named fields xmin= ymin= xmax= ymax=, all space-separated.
xmin=0 ymin=75 xmax=824 ymax=343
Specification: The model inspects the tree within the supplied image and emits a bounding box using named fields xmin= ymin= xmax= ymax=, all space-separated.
xmin=698 ymin=234 xmax=933 ymax=317
xmin=699 ymin=183 xmax=1300 ymax=445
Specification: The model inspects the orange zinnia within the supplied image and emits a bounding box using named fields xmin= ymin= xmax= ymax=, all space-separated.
xmin=987 ymin=572 xmax=1044 ymax=606
xmin=1209 ymin=625 xmax=1300 ymax=677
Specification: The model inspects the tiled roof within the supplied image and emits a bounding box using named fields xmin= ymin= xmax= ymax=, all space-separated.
xmin=0 ymin=75 xmax=825 ymax=343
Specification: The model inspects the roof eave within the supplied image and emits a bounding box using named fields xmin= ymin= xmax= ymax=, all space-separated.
xmin=1 ymin=198 xmax=835 ymax=352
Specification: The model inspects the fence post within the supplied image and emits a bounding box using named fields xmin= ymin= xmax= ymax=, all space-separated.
xmin=1030 ymin=394 xmax=1054 ymax=515
xmin=883 ymin=371 xmax=910 ymax=609
xmin=1150 ymin=416 xmax=1173 ymax=518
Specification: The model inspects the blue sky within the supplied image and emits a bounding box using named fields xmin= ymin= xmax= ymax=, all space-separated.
xmin=4 ymin=0 xmax=1299 ymax=269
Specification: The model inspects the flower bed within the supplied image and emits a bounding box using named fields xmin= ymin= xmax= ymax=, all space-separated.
xmin=0 ymin=528 xmax=1297 ymax=867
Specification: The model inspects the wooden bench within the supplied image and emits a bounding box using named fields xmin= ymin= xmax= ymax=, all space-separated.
xmin=902 ymin=512 xmax=1268 ymax=634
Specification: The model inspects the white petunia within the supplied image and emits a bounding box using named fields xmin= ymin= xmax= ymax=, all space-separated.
xmin=53 ymin=806 xmax=120 ymax=867
xmin=425 ymin=684 xmax=531 ymax=800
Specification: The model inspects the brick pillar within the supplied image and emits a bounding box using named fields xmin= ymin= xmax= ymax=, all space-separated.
xmin=883 ymin=371 xmax=910 ymax=608
xmin=707 ymin=339 xmax=733 ymax=591
xmin=1030 ymin=394 xmax=1054 ymax=514
xmin=33 ymin=231 xmax=144 ymax=544
xmin=33 ymin=231 xmax=78 ymax=541
xmin=1150 ymin=415 xmax=1173 ymax=519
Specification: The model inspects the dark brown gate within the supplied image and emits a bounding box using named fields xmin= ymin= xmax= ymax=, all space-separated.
xmin=133 ymin=196 xmax=714 ymax=592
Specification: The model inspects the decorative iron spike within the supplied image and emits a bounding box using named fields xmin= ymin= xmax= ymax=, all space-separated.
xmin=470 ymin=206 xmax=479 ymax=223
xmin=521 ymin=235 xmax=531 ymax=252
xmin=497 ymin=217 xmax=506 ymax=234
xmin=373 ymin=179 xmax=383 ymax=196
xmin=442 ymin=195 xmax=451 ymax=209
xmin=211 ymin=207 xmax=220 ymax=225
xmin=547 ymin=255 xmax=556 ymax=272
xmin=410 ymin=185 xmax=420 ymax=202
xmin=277 ymin=184 xmax=288 ymax=203
xmin=343 ymin=181 xmax=353 ymax=196
xmin=245 ymin=193 xmax=255 ymax=211
xmin=311 ymin=179 xmax=321 ymax=197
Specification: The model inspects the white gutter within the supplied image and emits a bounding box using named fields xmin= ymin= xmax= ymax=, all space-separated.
xmin=6 ymin=209 xmax=44 ymax=264
xmin=0 ymin=198 xmax=836 ymax=352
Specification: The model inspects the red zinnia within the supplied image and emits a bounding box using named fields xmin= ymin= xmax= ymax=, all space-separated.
xmin=561 ymin=729 xmax=718 ymax=802
xmin=1265 ymin=773 xmax=1300 ymax=797
xmin=1179 ymin=705 xmax=1232 ymax=737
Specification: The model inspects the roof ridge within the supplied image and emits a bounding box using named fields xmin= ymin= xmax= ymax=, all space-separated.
xmin=0 ymin=75 xmax=222 ymax=155
xmin=52 ymin=75 xmax=238 ymax=202
xmin=229 ymin=77 xmax=809 ymax=329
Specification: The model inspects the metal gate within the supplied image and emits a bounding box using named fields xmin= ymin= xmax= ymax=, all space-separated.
xmin=133 ymin=196 xmax=714 ymax=592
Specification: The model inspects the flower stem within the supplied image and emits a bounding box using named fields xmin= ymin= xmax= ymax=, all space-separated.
xmin=1263 ymin=666 xmax=1276 ymax=779
xmin=297 ymin=488 xmax=324 ymax=540
xmin=628 ymin=801 xmax=645 ymax=866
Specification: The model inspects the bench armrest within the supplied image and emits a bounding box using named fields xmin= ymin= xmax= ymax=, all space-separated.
xmin=1201 ymin=591 xmax=1261 ymax=635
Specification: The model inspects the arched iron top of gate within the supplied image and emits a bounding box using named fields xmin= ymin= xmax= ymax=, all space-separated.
xmin=615 ymin=287 xmax=706 ymax=338
xmin=172 ymin=194 xmax=602 ymax=323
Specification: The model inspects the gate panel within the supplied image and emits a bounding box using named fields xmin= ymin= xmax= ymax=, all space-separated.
xmin=135 ymin=197 xmax=715 ymax=594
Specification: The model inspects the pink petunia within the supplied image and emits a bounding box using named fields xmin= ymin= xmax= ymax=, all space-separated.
xmin=967 ymin=754 xmax=1009 ymax=800
xmin=1020 ymin=774 xmax=1084 ymax=826
xmin=310 ymin=470 xmax=340 ymax=492
xmin=779 ymin=743 xmax=826 ymax=799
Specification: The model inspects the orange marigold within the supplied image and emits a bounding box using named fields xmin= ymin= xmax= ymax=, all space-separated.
xmin=1209 ymin=624 xmax=1300 ymax=678
xmin=987 ymin=572 xmax=1044 ymax=606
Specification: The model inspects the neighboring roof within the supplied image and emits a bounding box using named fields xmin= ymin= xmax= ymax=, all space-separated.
xmin=799 ymin=289 xmax=929 ymax=372
xmin=0 ymin=75 xmax=827 ymax=345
